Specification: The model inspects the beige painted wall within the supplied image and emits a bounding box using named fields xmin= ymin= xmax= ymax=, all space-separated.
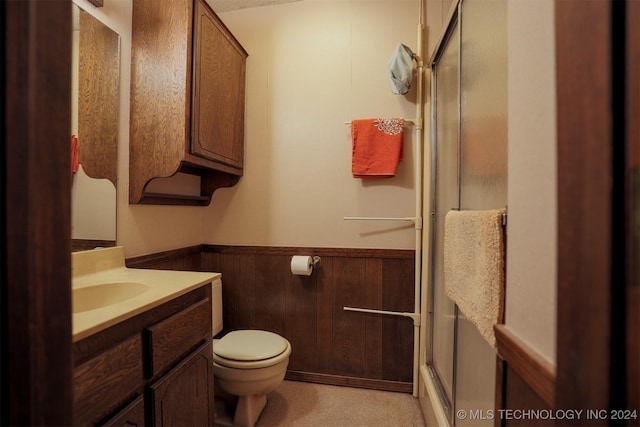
xmin=505 ymin=0 xmax=557 ymax=363
xmin=77 ymin=0 xmax=421 ymax=256
xmin=202 ymin=0 xmax=420 ymax=249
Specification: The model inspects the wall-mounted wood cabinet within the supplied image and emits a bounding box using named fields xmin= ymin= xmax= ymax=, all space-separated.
xmin=130 ymin=0 xmax=248 ymax=206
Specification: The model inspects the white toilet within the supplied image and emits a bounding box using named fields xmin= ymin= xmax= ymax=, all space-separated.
xmin=211 ymin=279 xmax=291 ymax=427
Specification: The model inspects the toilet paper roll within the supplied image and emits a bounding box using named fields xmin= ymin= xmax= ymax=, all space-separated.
xmin=291 ymin=256 xmax=313 ymax=276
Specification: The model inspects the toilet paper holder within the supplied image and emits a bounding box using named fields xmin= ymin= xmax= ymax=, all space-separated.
xmin=290 ymin=255 xmax=322 ymax=276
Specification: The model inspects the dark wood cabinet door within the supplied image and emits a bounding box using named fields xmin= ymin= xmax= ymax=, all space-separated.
xmin=191 ymin=0 xmax=247 ymax=169
xmin=103 ymin=395 xmax=145 ymax=427
xmin=149 ymin=343 xmax=215 ymax=427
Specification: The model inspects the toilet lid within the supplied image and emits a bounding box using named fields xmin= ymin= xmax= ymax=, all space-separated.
xmin=213 ymin=330 xmax=289 ymax=361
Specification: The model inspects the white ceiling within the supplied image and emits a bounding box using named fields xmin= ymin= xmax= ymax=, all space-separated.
xmin=207 ymin=0 xmax=303 ymax=13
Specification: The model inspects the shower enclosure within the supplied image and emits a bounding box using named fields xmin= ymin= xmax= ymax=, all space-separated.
xmin=423 ymin=0 xmax=507 ymax=425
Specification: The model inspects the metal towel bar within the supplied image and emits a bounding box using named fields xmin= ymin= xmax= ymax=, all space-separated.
xmin=343 ymin=216 xmax=423 ymax=229
xmin=343 ymin=306 xmax=421 ymax=326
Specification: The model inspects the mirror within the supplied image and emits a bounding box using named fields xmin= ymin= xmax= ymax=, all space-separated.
xmin=71 ymin=4 xmax=120 ymax=252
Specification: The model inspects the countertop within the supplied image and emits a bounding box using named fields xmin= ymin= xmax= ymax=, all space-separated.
xmin=72 ymin=246 xmax=220 ymax=342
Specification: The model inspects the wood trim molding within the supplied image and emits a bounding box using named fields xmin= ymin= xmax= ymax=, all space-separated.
xmin=494 ymin=324 xmax=556 ymax=408
xmin=3 ymin=1 xmax=73 ymax=424
xmin=72 ymin=239 xmax=116 ymax=252
xmin=626 ymin=0 xmax=640 ymax=414
xmin=125 ymin=245 xmax=415 ymax=269
xmin=125 ymin=245 xmax=204 ymax=268
xmin=555 ymin=0 xmax=620 ymax=413
xmin=202 ymin=244 xmax=415 ymax=259
xmin=285 ymin=371 xmax=412 ymax=394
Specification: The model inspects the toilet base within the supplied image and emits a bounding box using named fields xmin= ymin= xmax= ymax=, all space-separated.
xmin=234 ymin=394 xmax=267 ymax=427
xmin=212 ymin=333 xmax=291 ymax=426
xmin=214 ymin=385 xmax=268 ymax=427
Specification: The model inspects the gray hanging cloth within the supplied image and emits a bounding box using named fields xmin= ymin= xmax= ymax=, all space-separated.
xmin=387 ymin=43 xmax=414 ymax=95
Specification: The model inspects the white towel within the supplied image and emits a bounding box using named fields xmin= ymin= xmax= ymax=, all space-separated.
xmin=443 ymin=208 xmax=506 ymax=348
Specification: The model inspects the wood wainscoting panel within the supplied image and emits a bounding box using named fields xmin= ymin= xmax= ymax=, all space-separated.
xmin=494 ymin=324 xmax=556 ymax=426
xmin=498 ymin=364 xmax=553 ymax=427
xmin=331 ymin=256 xmax=368 ymax=377
xmin=126 ymin=245 xmax=203 ymax=271
xmin=494 ymin=325 xmax=556 ymax=408
xmin=282 ymin=255 xmax=318 ymax=373
xmin=72 ymin=239 xmax=117 ymax=252
xmin=215 ymin=251 xmax=257 ymax=330
xmin=202 ymin=245 xmax=415 ymax=392
xmin=364 ymin=258 xmax=384 ymax=379
xmin=255 ymin=255 xmax=289 ymax=336
xmin=382 ymin=258 xmax=415 ymax=382
xmin=316 ymin=255 xmax=335 ymax=375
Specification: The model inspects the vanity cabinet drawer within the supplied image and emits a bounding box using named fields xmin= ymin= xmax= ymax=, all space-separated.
xmin=73 ymin=334 xmax=144 ymax=426
xmin=145 ymin=297 xmax=211 ymax=377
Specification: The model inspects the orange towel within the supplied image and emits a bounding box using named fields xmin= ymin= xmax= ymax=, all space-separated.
xmin=71 ymin=134 xmax=79 ymax=174
xmin=351 ymin=118 xmax=404 ymax=178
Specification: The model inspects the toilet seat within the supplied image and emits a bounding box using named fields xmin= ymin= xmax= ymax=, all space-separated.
xmin=213 ymin=330 xmax=291 ymax=369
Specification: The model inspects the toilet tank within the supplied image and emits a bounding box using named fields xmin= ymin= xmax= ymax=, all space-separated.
xmin=211 ymin=278 xmax=223 ymax=336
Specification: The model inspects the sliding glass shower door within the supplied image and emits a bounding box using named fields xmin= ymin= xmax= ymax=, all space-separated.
xmin=427 ymin=1 xmax=507 ymax=425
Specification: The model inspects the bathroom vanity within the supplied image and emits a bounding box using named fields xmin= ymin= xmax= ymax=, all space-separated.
xmin=72 ymin=247 xmax=220 ymax=426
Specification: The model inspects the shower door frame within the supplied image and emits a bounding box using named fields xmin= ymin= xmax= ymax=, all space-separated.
xmin=425 ymin=2 xmax=461 ymax=425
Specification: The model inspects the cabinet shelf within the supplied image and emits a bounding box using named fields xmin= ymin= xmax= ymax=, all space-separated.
xmin=140 ymin=192 xmax=212 ymax=206
xmin=138 ymin=164 xmax=241 ymax=206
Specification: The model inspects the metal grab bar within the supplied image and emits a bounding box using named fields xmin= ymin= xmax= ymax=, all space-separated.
xmin=343 ymin=216 xmax=423 ymax=229
xmin=343 ymin=306 xmax=421 ymax=326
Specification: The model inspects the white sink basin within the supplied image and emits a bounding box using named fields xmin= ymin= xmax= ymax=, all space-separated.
xmin=73 ymin=282 xmax=149 ymax=313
